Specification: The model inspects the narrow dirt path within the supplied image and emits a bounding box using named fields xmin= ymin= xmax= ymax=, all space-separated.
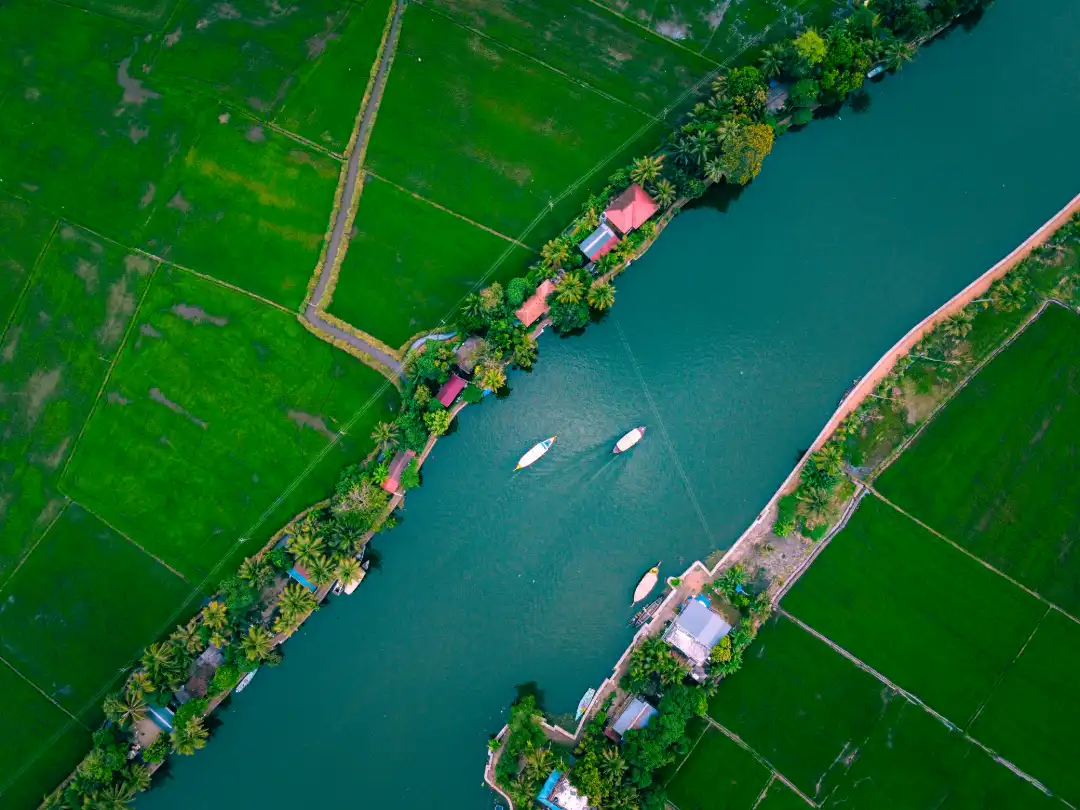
xmin=304 ymin=0 xmax=406 ymax=378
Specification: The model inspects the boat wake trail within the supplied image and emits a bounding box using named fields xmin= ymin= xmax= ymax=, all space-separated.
xmin=614 ymin=318 xmax=715 ymax=545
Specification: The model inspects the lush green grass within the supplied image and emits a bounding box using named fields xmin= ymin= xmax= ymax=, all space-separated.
xmin=876 ymin=305 xmax=1080 ymax=615
xmin=970 ymin=610 xmax=1080 ymax=807
xmin=328 ymin=175 xmax=534 ymax=346
xmin=364 ymin=5 xmax=652 ymax=237
xmin=0 ymin=193 xmax=54 ymax=329
xmin=702 ymin=0 xmax=837 ymax=64
xmin=667 ymin=726 xmax=772 ymax=810
xmin=63 ymin=266 xmax=398 ymax=580
xmin=656 ymin=714 xmax=710 ymax=787
xmin=0 ymin=226 xmax=157 ymax=575
xmin=754 ymin=780 xmax=810 ymax=810
xmin=150 ymin=0 xmax=355 ymax=118
xmin=0 ymin=664 xmax=88 ymax=810
xmin=0 ymin=504 xmax=192 ymax=720
xmin=274 ymin=0 xmax=395 ymax=153
xmin=708 ymin=615 xmax=903 ymax=801
xmin=142 ymin=109 xmax=340 ymax=309
xmin=0 ymin=0 xmax=204 ymax=244
xmin=427 ymin=0 xmax=717 ymax=114
xmin=823 ymin=698 xmax=1062 ymax=809
xmin=65 ymin=0 xmax=184 ymax=28
xmin=784 ymin=495 xmax=1046 ymax=725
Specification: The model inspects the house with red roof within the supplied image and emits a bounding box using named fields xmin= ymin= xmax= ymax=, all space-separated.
xmin=578 ymin=222 xmax=619 ymax=261
xmin=381 ymin=449 xmax=416 ymax=494
xmin=604 ymin=183 xmax=658 ymax=235
xmin=435 ymin=373 xmax=467 ymax=407
xmin=514 ymin=279 xmax=556 ymax=327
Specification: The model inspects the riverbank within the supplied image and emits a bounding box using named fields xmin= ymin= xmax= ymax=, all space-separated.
xmin=482 ymin=200 xmax=1080 ymax=809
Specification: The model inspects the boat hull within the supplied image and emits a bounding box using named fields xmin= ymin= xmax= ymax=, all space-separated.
xmin=632 ymin=565 xmax=660 ymax=603
xmin=515 ymin=436 xmax=556 ymax=470
xmin=613 ymin=426 xmax=646 ymax=454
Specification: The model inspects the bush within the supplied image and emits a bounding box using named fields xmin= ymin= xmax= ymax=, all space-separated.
xmin=463 ymin=384 xmax=484 ymax=404
xmin=773 ymin=493 xmax=798 ymax=536
xmin=266 ymin=547 xmax=290 ymax=571
xmin=209 ymin=663 xmax=241 ymax=696
xmin=808 ymin=523 xmax=829 ymax=542
xmin=399 ymin=459 xmax=421 ymax=491
xmin=507 ymin=277 xmax=530 ymax=308
xmin=142 ymin=736 xmax=169 ymax=764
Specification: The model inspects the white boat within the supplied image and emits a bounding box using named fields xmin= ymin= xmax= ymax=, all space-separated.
xmin=575 ymin=688 xmax=596 ymax=721
xmin=613 ymin=426 xmax=646 ymax=454
xmin=234 ymin=669 xmax=258 ymax=693
xmin=632 ymin=563 xmax=661 ymax=604
xmin=515 ymin=436 xmax=556 ymax=470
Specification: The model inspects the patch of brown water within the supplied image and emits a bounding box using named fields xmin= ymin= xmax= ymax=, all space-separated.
xmin=167 ymin=191 xmax=192 ymax=213
xmin=106 ymin=391 xmax=131 ymax=405
xmin=97 ymin=278 xmax=136 ymax=349
xmin=171 ymin=304 xmax=228 ymax=326
xmin=117 ymin=56 xmax=161 ymax=107
xmin=140 ymin=183 xmax=157 ymax=208
xmin=706 ymin=0 xmax=731 ymax=30
xmin=149 ymin=387 xmax=208 ymax=429
xmin=1 ymin=327 xmax=21 ymax=364
xmin=22 ymin=367 xmax=63 ymax=427
xmin=287 ymin=410 xmax=338 ymax=441
xmin=59 ymin=226 xmax=104 ymax=254
xmin=75 ymin=258 xmax=99 ymax=293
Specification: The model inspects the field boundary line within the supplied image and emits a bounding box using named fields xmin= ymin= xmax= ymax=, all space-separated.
xmin=364 ymin=172 xmax=538 ymax=250
xmin=57 ymin=260 xmax=162 ymax=487
xmin=964 ymin=605 xmax=1051 ymax=732
xmin=41 ymin=0 xmax=153 ymax=32
xmin=865 ymin=488 xmax=1080 ymax=628
xmin=0 ymin=654 xmax=88 ymax=730
xmin=60 ymin=496 xmax=190 ymax=584
xmin=0 ymin=218 xmax=58 ymax=345
xmin=778 ymin=610 xmax=1061 ymax=801
xmin=706 ymin=718 xmax=819 ymax=807
xmin=0 ymin=502 xmax=70 ymax=598
xmin=660 ymin=717 xmax=711 ymax=789
xmin=580 ymin=0 xmax=721 ymax=66
xmin=415 ymin=2 xmax=664 ymax=123
xmin=749 ymin=775 xmax=777 ymax=810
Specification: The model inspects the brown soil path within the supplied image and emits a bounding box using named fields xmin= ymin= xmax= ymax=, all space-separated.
xmin=303 ymin=0 xmax=406 ymax=378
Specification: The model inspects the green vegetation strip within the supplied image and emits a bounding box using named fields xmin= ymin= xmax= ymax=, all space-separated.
xmin=752 ymin=780 xmax=810 ymax=810
xmin=875 ymin=305 xmax=1080 ymax=616
xmin=667 ymin=726 xmax=772 ymax=810
xmin=784 ymin=495 xmax=1046 ymax=725
xmin=969 ymin=610 xmax=1080 ymax=807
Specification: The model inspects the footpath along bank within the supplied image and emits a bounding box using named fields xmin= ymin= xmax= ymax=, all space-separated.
xmin=37 ymin=1 xmax=1004 ymax=807
xmin=483 ymin=202 xmax=1080 ymax=810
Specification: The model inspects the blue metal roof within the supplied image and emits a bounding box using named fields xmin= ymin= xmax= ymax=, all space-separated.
xmin=537 ymin=770 xmax=562 ymax=810
xmin=611 ymin=697 xmax=657 ymax=736
xmin=148 ymin=705 xmax=174 ymax=732
xmin=288 ymin=566 xmax=316 ymax=592
xmin=676 ymin=598 xmax=732 ymax=648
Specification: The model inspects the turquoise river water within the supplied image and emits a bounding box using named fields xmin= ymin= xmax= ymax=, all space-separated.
xmin=139 ymin=1 xmax=1080 ymax=808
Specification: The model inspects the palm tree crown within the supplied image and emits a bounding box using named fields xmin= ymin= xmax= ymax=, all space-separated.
xmin=587 ymin=282 xmax=616 ymax=312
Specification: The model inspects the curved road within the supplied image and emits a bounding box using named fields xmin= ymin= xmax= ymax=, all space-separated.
xmin=304 ymin=0 xmax=406 ymax=379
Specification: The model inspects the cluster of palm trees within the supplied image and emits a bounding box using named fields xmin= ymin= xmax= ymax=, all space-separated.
xmin=624 ymin=635 xmax=689 ymax=694
xmin=554 ymin=272 xmax=615 ymax=312
xmin=43 ymin=762 xmax=152 ymax=810
xmin=795 ymin=442 xmax=847 ymax=530
xmin=286 ymin=518 xmax=364 ymax=590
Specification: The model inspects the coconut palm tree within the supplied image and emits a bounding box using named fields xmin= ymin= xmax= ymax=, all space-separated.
xmin=170 ymin=620 xmax=202 ymax=656
xmin=238 ymin=556 xmax=274 ymax=591
xmin=609 ymin=787 xmax=640 ymax=810
xmin=209 ymin=631 xmax=229 ymax=649
xmin=103 ymin=690 xmax=147 ymax=728
xmin=704 ymin=158 xmax=726 ymax=184
xmin=522 ymin=742 xmax=555 ymax=782
xmin=630 ymin=154 xmax=664 ymax=186
xmin=651 ymin=177 xmax=677 ymax=209
xmin=541 ymin=239 xmax=571 ymax=270
xmin=599 ymin=747 xmax=627 ymax=782
xmin=306 ymin=553 xmax=336 ymax=587
xmin=555 ymin=275 xmax=586 ymax=305
xmin=506 ymin=776 xmax=533 ymax=810
xmin=287 ymin=531 xmax=325 ymax=570
xmin=90 ymin=783 xmax=135 ymax=810
xmin=988 ymin=275 xmax=1029 ymax=311
xmin=202 ymin=600 xmax=228 ymax=631
xmin=278 ymin=583 xmax=318 ymax=625
xmin=127 ymin=671 xmax=154 ymax=700
xmin=942 ymin=311 xmax=973 ymax=341
xmin=171 ymin=716 xmax=209 ymax=755
xmin=758 ymin=45 xmax=784 ymax=79
xmin=689 ymin=131 xmax=712 ymax=166
xmin=797 ymin=487 xmax=832 ymax=525
xmin=459 ymin=293 xmax=484 ymax=322
xmin=710 ymin=74 xmax=727 ymax=97
xmin=370 ymin=421 xmax=398 ymax=454
xmin=884 ymin=40 xmax=915 ymax=71
xmin=123 ymin=764 xmax=152 ymax=795
xmin=671 ymin=136 xmax=694 ymax=168
xmin=336 ymin=557 xmax=363 ymax=586
xmin=239 ymin=625 xmax=274 ymax=662
xmin=587 ymin=281 xmax=615 ymax=312
xmin=810 ymin=443 xmax=845 ymax=481
xmin=140 ymin=643 xmax=175 ymax=685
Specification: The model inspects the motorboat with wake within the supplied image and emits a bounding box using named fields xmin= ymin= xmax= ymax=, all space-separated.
xmin=613 ymin=426 xmax=646 ymax=454
xmin=515 ymin=436 xmax=556 ymax=470
xmin=632 ymin=563 xmax=661 ymax=604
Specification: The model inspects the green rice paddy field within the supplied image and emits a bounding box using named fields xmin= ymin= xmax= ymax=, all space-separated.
xmin=674 ymin=305 xmax=1080 ymax=810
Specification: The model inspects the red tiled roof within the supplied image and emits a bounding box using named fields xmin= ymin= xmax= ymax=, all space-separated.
xmin=381 ymin=449 xmax=417 ymax=493
xmin=514 ymin=279 xmax=556 ymax=327
xmin=579 ymin=223 xmax=620 ymax=261
xmin=604 ymin=183 xmax=658 ymax=234
xmin=435 ymin=373 xmax=467 ymax=407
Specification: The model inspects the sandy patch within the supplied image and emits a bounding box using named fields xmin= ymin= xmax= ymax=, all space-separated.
xmin=129 ymin=124 xmax=150 ymax=144
xmin=164 ymin=27 xmax=183 ymax=46
xmin=34 ymin=498 xmax=65 ymax=530
xmin=655 ymin=18 xmax=690 ymax=40
xmin=218 ymin=112 xmax=231 ymax=124
xmin=171 ymin=304 xmax=228 ymax=326
xmin=97 ymin=278 xmax=136 ymax=349
xmin=287 ymin=409 xmax=337 ymax=441
xmin=706 ymin=0 xmax=731 ymax=30
xmin=196 ymin=2 xmax=241 ymax=30
xmin=23 ymin=367 xmax=63 ymax=426
xmin=140 ymin=182 xmax=156 ymax=208
xmin=35 ymin=437 xmax=71 ymax=470
xmin=246 ymin=125 xmax=266 ymax=143
xmin=140 ymin=323 xmax=163 ymax=338
xmin=1 ymin=327 xmax=21 ymax=364
xmin=106 ymin=391 xmax=131 ymax=405
xmin=167 ymin=191 xmax=192 ymax=213
xmin=900 ymin=378 xmax=941 ymax=425
xmin=125 ymin=254 xmax=154 ymax=276
xmin=59 ymin=226 xmax=105 ymax=254
xmin=117 ymin=56 xmax=161 ymax=106
xmin=468 ymin=35 xmax=504 ymax=64
xmin=74 ymin=258 xmax=99 ymax=293
xmin=150 ymin=387 xmax=208 ymax=429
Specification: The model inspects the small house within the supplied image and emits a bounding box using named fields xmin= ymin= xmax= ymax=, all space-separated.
xmin=380 ymin=448 xmax=417 ymax=494
xmin=514 ymin=279 xmax=556 ymax=327
xmin=537 ymin=770 xmax=594 ymax=810
xmin=605 ymin=696 xmax=657 ymax=742
xmin=288 ymin=563 xmax=317 ymax=592
xmin=578 ymin=222 xmax=619 ymax=261
xmin=662 ymin=596 xmax=732 ymax=667
xmin=603 ymin=183 xmax=658 ymax=235
xmin=435 ymin=373 xmax=467 ymax=408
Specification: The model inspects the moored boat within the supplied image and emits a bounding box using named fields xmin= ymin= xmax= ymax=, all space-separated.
xmin=234 ymin=669 xmax=258 ymax=693
xmin=613 ymin=426 xmax=646 ymax=454
xmin=515 ymin=436 xmax=556 ymax=470
xmin=575 ymin=687 xmax=596 ymax=721
xmin=629 ymin=594 xmax=665 ymax=627
xmin=632 ymin=563 xmax=661 ymax=604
